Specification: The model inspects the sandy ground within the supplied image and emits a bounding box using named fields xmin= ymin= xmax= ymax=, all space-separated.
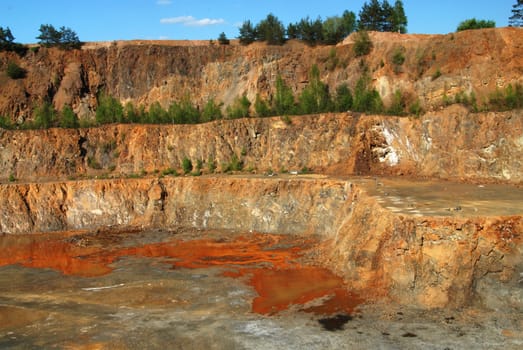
xmin=0 ymin=229 xmax=521 ymax=349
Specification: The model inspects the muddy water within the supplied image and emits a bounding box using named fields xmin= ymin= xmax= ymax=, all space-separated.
xmin=1 ymin=229 xmax=520 ymax=349
xmin=0 ymin=230 xmax=363 ymax=349
xmin=356 ymin=177 xmax=523 ymax=217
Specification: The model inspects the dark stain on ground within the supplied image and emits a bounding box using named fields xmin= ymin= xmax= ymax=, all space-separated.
xmin=318 ymin=314 xmax=353 ymax=331
xmin=402 ymin=332 xmax=418 ymax=337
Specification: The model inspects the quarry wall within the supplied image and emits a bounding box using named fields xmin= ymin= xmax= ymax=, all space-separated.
xmin=0 ymin=176 xmax=521 ymax=311
xmin=1 ymin=106 xmax=522 ymax=184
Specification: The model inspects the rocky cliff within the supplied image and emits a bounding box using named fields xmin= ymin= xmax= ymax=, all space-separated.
xmin=1 ymin=105 xmax=522 ymax=184
xmin=1 ymin=28 xmax=522 ymax=122
xmin=0 ymin=28 xmax=522 ymax=313
xmin=0 ymin=176 xmax=521 ymax=311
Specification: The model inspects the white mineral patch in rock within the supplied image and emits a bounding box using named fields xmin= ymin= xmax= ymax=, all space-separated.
xmin=373 ymin=125 xmax=400 ymax=166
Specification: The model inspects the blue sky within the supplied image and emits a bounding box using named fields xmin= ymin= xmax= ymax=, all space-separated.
xmin=1 ymin=0 xmax=517 ymax=43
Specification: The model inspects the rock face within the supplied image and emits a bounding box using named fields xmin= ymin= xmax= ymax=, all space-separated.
xmin=0 ymin=176 xmax=521 ymax=311
xmin=324 ymin=187 xmax=523 ymax=310
xmin=1 ymin=28 xmax=522 ymax=313
xmin=1 ymin=28 xmax=522 ymax=122
xmin=0 ymin=177 xmax=348 ymax=236
xmin=1 ymin=105 xmax=522 ymax=184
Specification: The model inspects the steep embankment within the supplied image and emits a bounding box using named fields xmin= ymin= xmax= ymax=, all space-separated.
xmin=0 ymin=176 xmax=350 ymax=236
xmin=0 ymin=176 xmax=521 ymax=311
xmin=0 ymin=28 xmax=522 ymax=313
xmin=1 ymin=106 xmax=522 ymax=184
xmin=1 ymin=28 xmax=522 ymax=122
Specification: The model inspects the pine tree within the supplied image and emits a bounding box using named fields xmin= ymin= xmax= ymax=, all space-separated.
xmin=359 ymin=0 xmax=385 ymax=31
xmin=217 ymin=32 xmax=230 ymax=45
xmin=509 ymin=0 xmax=523 ymax=27
xmin=298 ymin=65 xmax=332 ymax=114
xmin=273 ymin=75 xmax=295 ymax=115
xmin=36 ymin=24 xmax=81 ymax=49
xmin=358 ymin=0 xmax=407 ymax=33
xmin=391 ymin=0 xmax=408 ymax=33
xmin=0 ymin=27 xmax=14 ymax=49
xmin=381 ymin=0 xmax=394 ymax=32
xmin=322 ymin=11 xmax=357 ymax=44
xmin=59 ymin=105 xmax=79 ymax=128
xmin=37 ymin=24 xmax=62 ymax=47
xmin=256 ymin=13 xmax=286 ymax=45
xmin=238 ymin=20 xmax=257 ymax=45
xmin=59 ymin=26 xmax=81 ymax=49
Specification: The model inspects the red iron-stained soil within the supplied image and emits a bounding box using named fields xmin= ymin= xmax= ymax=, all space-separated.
xmin=0 ymin=231 xmax=362 ymax=315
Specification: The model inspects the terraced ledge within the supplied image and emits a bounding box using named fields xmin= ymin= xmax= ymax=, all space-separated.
xmin=0 ymin=175 xmax=521 ymax=311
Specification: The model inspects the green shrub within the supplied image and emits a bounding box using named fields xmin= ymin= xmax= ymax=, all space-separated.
xmin=300 ymin=166 xmax=312 ymax=174
xmin=352 ymin=74 xmax=383 ymax=113
xmin=6 ymin=61 xmax=26 ymax=79
xmin=504 ymin=84 xmax=523 ymax=109
xmin=59 ymin=105 xmax=79 ymax=128
xmin=226 ymin=95 xmax=251 ymax=119
xmin=273 ymin=75 xmax=295 ymax=116
xmin=325 ymin=48 xmax=339 ymax=71
xmin=409 ymin=99 xmax=423 ymax=117
xmin=353 ymin=31 xmax=372 ymax=57
xmin=33 ymin=101 xmax=57 ymax=129
xmin=334 ymin=83 xmax=353 ymax=112
xmin=392 ymin=47 xmax=406 ymax=66
xmin=431 ymin=68 xmax=442 ymax=80
xmin=254 ymin=94 xmax=272 ymax=117
xmin=218 ymin=32 xmax=230 ymax=45
xmin=488 ymin=84 xmax=523 ymax=111
xmin=168 ymin=97 xmax=201 ymax=124
xmin=182 ymin=157 xmax=193 ymax=174
xmin=298 ymin=64 xmax=333 ymax=114
xmin=387 ymin=90 xmax=406 ymax=115
xmin=8 ymin=174 xmax=16 ymax=182
xmin=0 ymin=115 xmax=12 ymax=129
xmin=207 ymin=157 xmax=216 ymax=173
xmin=201 ymin=98 xmax=223 ymax=122
xmin=124 ymin=102 xmax=145 ymax=123
xmin=96 ymin=92 xmax=124 ymax=124
xmin=456 ymin=18 xmax=495 ymax=32
xmin=229 ymin=154 xmax=243 ymax=171
xmin=196 ymin=159 xmax=203 ymax=173
xmin=147 ymin=101 xmax=168 ymax=124
xmin=442 ymin=92 xmax=452 ymax=106
xmin=161 ymin=168 xmax=178 ymax=177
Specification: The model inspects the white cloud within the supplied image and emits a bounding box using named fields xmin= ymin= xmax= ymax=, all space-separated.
xmin=156 ymin=0 xmax=172 ymax=5
xmin=160 ymin=16 xmax=225 ymax=27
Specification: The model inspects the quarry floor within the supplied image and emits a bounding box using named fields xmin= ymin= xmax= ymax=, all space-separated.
xmin=0 ymin=175 xmax=522 ymax=349
xmin=0 ymin=228 xmax=521 ymax=349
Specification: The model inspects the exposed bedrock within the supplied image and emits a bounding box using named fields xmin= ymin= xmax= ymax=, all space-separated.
xmin=1 ymin=28 xmax=522 ymax=123
xmin=1 ymin=106 xmax=522 ymax=184
xmin=0 ymin=176 xmax=521 ymax=311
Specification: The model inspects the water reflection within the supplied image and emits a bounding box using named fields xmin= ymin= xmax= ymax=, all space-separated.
xmin=0 ymin=230 xmax=361 ymax=317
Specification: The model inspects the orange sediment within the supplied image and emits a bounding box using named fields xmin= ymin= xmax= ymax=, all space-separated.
xmin=0 ymin=232 xmax=363 ymax=315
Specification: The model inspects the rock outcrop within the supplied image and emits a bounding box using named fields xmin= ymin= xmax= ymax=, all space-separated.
xmin=0 ymin=28 xmax=522 ymax=313
xmin=1 ymin=28 xmax=522 ymax=122
xmin=1 ymin=105 xmax=522 ymax=184
xmin=0 ymin=176 xmax=521 ymax=311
